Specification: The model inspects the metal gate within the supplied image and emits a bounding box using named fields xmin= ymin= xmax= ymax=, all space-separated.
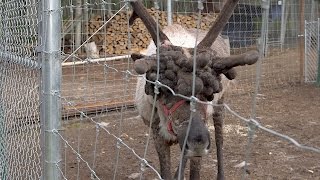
xmin=305 ymin=19 xmax=320 ymax=83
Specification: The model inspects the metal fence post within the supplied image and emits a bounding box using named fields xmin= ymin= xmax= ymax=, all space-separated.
xmin=167 ymin=0 xmax=172 ymax=26
xmin=317 ymin=18 xmax=320 ymax=86
xmin=299 ymin=0 xmax=305 ymax=83
xmin=40 ymin=0 xmax=62 ymax=179
xmin=260 ymin=0 xmax=270 ymax=58
xmin=75 ymin=0 xmax=82 ymax=52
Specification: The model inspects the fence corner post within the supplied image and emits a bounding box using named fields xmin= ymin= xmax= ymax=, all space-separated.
xmin=317 ymin=18 xmax=320 ymax=86
xmin=39 ymin=0 xmax=62 ymax=179
xmin=299 ymin=0 xmax=305 ymax=83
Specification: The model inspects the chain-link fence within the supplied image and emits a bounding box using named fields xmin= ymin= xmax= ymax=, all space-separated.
xmin=0 ymin=0 xmax=41 ymax=179
xmin=212 ymin=0 xmax=318 ymax=93
xmin=0 ymin=65 xmax=41 ymax=180
xmin=305 ymin=19 xmax=320 ymax=83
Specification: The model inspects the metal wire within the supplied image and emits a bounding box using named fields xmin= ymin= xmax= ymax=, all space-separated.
xmin=55 ymin=161 xmax=68 ymax=180
xmin=56 ymin=52 xmax=320 ymax=180
xmin=62 ymin=4 xmax=127 ymax=63
xmin=83 ymin=48 xmax=320 ymax=155
xmin=91 ymin=124 xmax=100 ymax=179
xmin=242 ymin=1 xmax=270 ymax=179
xmin=0 ymin=0 xmax=41 ymax=179
xmin=178 ymin=1 xmax=203 ymax=179
xmin=55 ymin=93 xmax=163 ymax=179
xmin=51 ymin=129 xmax=101 ymax=180
xmin=0 ymin=69 xmax=41 ymax=179
xmin=0 ymin=0 xmax=40 ymax=69
xmin=113 ymin=3 xmax=135 ymax=179
xmin=223 ymin=104 xmax=320 ymax=153
xmin=113 ymin=48 xmax=130 ymax=180
xmin=140 ymin=1 xmax=161 ymax=179
xmin=92 ymin=57 xmax=320 ymax=153
xmin=91 ymin=65 xmax=320 ymax=155
xmin=76 ymin=113 xmax=84 ymax=180
xmin=304 ymin=18 xmax=320 ymax=83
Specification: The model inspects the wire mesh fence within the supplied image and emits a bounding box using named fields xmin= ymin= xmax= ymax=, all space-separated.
xmin=214 ymin=0 xmax=317 ymax=93
xmin=56 ymin=0 xmax=320 ymax=179
xmin=0 ymin=0 xmax=41 ymax=179
xmin=60 ymin=0 xmax=319 ymax=98
xmin=0 ymin=64 xmax=41 ymax=180
xmin=1 ymin=0 xmax=320 ymax=179
xmin=305 ymin=19 xmax=320 ymax=83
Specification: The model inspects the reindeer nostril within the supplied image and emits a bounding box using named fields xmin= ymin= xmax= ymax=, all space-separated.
xmin=207 ymin=142 xmax=211 ymax=150
xmin=194 ymin=135 xmax=203 ymax=143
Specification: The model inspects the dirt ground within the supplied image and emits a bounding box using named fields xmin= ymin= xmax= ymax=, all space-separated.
xmin=61 ymin=83 xmax=320 ymax=180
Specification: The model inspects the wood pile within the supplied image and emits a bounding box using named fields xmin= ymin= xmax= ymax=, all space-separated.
xmin=84 ymin=9 xmax=218 ymax=55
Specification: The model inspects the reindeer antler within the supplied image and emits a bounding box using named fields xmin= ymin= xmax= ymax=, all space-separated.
xmin=130 ymin=0 xmax=260 ymax=100
xmin=130 ymin=1 xmax=171 ymax=46
xmin=213 ymin=50 xmax=260 ymax=73
xmin=195 ymin=0 xmax=259 ymax=75
xmin=197 ymin=0 xmax=240 ymax=49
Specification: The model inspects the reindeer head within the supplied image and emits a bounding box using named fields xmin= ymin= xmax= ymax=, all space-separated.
xmin=130 ymin=0 xmax=259 ymax=157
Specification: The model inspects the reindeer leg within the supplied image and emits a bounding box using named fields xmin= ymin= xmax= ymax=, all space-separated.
xmin=190 ymin=157 xmax=201 ymax=180
xmin=151 ymin=117 xmax=172 ymax=180
xmin=153 ymin=134 xmax=172 ymax=179
xmin=213 ymin=98 xmax=225 ymax=180
xmin=174 ymin=155 xmax=188 ymax=180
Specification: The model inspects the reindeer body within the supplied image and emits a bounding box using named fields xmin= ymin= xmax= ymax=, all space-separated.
xmin=130 ymin=1 xmax=258 ymax=179
xmin=135 ymin=24 xmax=232 ymax=138
xmin=135 ymin=24 xmax=233 ymax=179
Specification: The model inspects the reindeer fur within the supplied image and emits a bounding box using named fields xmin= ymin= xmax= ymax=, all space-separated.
xmin=135 ymin=24 xmax=233 ymax=130
xmin=134 ymin=24 xmax=234 ymax=179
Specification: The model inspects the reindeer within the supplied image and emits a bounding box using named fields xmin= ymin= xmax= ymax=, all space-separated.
xmin=130 ymin=0 xmax=259 ymax=179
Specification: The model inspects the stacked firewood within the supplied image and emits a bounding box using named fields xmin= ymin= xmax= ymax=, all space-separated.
xmin=84 ymin=9 xmax=218 ymax=55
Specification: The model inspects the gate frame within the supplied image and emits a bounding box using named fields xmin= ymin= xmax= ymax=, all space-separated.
xmin=304 ymin=18 xmax=320 ymax=84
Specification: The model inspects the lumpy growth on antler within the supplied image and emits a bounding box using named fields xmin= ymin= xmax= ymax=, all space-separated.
xmin=132 ymin=46 xmax=227 ymax=101
xmin=129 ymin=0 xmax=259 ymax=101
xmin=132 ymin=44 xmax=259 ymax=101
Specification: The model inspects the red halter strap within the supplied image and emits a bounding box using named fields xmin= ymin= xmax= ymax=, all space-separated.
xmin=160 ymin=99 xmax=186 ymax=136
